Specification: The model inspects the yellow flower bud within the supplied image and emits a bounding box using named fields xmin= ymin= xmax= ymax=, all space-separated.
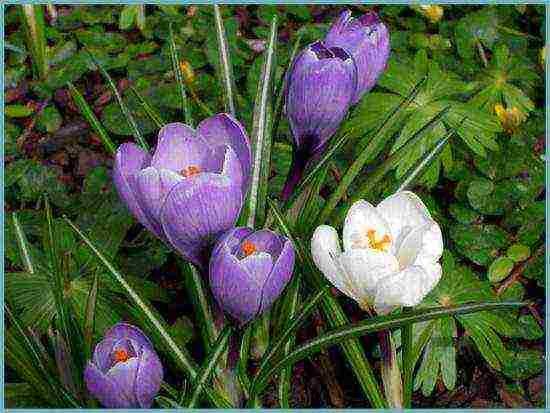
xmin=416 ymin=5 xmax=444 ymax=23
xmin=494 ymin=104 xmax=526 ymax=134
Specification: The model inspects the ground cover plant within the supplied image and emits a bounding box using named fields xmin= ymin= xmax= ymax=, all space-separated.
xmin=4 ymin=4 xmax=546 ymax=408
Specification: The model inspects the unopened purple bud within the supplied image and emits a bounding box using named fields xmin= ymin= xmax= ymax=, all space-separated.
xmin=84 ymin=323 xmax=163 ymax=408
xmin=324 ymin=10 xmax=390 ymax=104
xmin=209 ymin=228 xmax=295 ymax=325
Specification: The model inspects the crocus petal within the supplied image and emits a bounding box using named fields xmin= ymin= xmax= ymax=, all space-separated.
xmin=85 ymin=362 xmax=131 ymax=408
xmin=239 ymin=229 xmax=285 ymax=259
xmin=325 ymin=10 xmax=390 ymax=104
xmin=343 ymin=199 xmax=392 ymax=252
xmin=257 ymin=239 xmax=295 ymax=314
xmin=151 ymin=123 xmax=197 ymax=170
xmin=92 ymin=337 xmax=117 ymax=372
xmin=214 ymin=227 xmax=254 ymax=258
xmin=376 ymin=191 xmax=433 ymax=254
xmin=338 ymin=249 xmax=399 ymax=307
xmin=196 ymin=113 xmax=252 ymax=194
xmin=286 ymin=41 xmax=357 ymax=154
xmin=396 ymin=221 xmax=443 ymax=270
xmin=133 ymin=167 xmax=183 ymax=231
xmin=135 ymin=346 xmax=163 ymax=408
xmin=112 ymin=143 xmax=159 ymax=237
xmin=104 ymin=323 xmax=154 ymax=351
xmin=311 ymin=225 xmax=354 ymax=299
xmin=106 ymin=358 xmax=140 ymax=407
xmin=374 ymin=265 xmax=433 ymax=312
xmin=160 ymin=173 xmax=242 ymax=267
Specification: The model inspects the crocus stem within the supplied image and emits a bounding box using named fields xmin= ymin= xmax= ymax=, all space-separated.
xmin=281 ymin=151 xmax=307 ymax=201
xmin=379 ymin=330 xmax=403 ymax=408
xmin=401 ymin=308 xmax=414 ymax=407
xmin=250 ymin=311 xmax=270 ymax=360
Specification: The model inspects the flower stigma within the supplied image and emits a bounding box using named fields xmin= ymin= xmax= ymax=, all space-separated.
xmin=113 ymin=349 xmax=130 ymax=363
xmin=241 ymin=240 xmax=257 ymax=257
xmin=353 ymin=228 xmax=392 ymax=252
xmin=180 ymin=165 xmax=201 ymax=178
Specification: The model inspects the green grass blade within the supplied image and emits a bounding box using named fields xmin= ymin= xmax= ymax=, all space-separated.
xmin=169 ymin=23 xmax=193 ymax=126
xmin=67 ymin=82 xmax=116 ymax=155
xmin=315 ymin=76 xmax=426 ymax=226
xmin=401 ymin=308 xmax=413 ymax=408
xmin=19 ymin=5 xmax=48 ymax=79
xmin=244 ymin=16 xmax=278 ymax=228
xmin=84 ymin=49 xmax=148 ymax=151
xmin=83 ymin=273 xmax=99 ymax=361
xmin=267 ymin=198 xmax=386 ymax=408
xmin=353 ymin=106 xmax=452 ymax=202
xmin=186 ymin=326 xmax=233 ymax=408
xmin=236 ymin=325 xmax=253 ymax=398
xmin=253 ymin=301 xmax=525 ymax=396
xmin=64 ymin=217 xmax=232 ymax=408
xmin=213 ymin=5 xmax=237 ymax=117
xmin=12 ymin=213 xmax=36 ymax=274
xmin=129 ymin=85 xmax=166 ymax=129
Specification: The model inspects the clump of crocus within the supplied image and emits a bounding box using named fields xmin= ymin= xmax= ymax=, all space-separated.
xmin=113 ymin=114 xmax=251 ymax=267
xmin=84 ymin=323 xmax=163 ymax=408
xmin=209 ymin=227 xmax=295 ymax=325
xmin=324 ymin=9 xmax=390 ymax=104
xmin=311 ymin=191 xmax=443 ymax=314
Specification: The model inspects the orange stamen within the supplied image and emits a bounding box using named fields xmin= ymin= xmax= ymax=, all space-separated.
xmin=114 ymin=349 xmax=130 ymax=363
xmin=181 ymin=165 xmax=201 ymax=178
xmin=241 ymin=240 xmax=257 ymax=257
xmin=366 ymin=229 xmax=392 ymax=252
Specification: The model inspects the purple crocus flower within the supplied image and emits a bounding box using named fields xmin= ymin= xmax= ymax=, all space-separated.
xmin=324 ymin=10 xmax=390 ymax=104
xmin=84 ymin=323 xmax=163 ymax=408
xmin=209 ymin=227 xmax=295 ymax=325
xmin=283 ymin=41 xmax=357 ymax=199
xmin=113 ymin=113 xmax=251 ymax=267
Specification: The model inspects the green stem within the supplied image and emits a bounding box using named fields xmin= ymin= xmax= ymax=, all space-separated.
xmin=401 ymin=307 xmax=414 ymax=408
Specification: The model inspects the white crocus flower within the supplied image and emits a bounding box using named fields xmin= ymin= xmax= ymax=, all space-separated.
xmin=311 ymin=191 xmax=443 ymax=313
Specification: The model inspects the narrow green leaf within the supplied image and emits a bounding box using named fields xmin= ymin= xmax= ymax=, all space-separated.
xmin=253 ymin=301 xmax=525 ymax=396
xmin=19 ymin=5 xmax=48 ymax=79
xmin=169 ymin=23 xmax=193 ymax=126
xmin=186 ymin=326 xmax=233 ymax=408
xmin=401 ymin=308 xmax=414 ymax=408
xmin=12 ymin=213 xmax=35 ymax=274
xmin=64 ymin=217 xmax=232 ymax=408
xmin=236 ymin=325 xmax=253 ymax=398
xmin=315 ymin=76 xmax=426 ymax=226
xmin=67 ymin=82 xmax=116 ymax=155
xmin=213 ymin=5 xmax=237 ymax=117
xmin=84 ymin=49 xmax=148 ymax=151
xmin=129 ymin=85 xmax=166 ymax=129
xmin=244 ymin=16 xmax=278 ymax=228
xmin=83 ymin=273 xmax=99 ymax=360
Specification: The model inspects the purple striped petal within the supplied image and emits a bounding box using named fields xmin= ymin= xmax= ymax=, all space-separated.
xmin=104 ymin=323 xmax=154 ymax=351
xmin=105 ymin=358 xmax=140 ymax=407
xmin=135 ymin=346 xmax=163 ymax=408
xmin=236 ymin=229 xmax=285 ymax=259
xmin=324 ymin=10 xmax=390 ymax=104
xmin=197 ymin=113 xmax=252 ymax=195
xmin=258 ymin=239 xmax=295 ymax=314
xmin=151 ymin=123 xmax=197 ymax=170
xmin=85 ymin=361 xmax=131 ymax=408
xmin=112 ymin=143 xmax=160 ymax=237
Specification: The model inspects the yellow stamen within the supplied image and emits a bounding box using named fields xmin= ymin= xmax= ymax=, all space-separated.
xmin=180 ymin=165 xmax=201 ymax=178
xmin=241 ymin=240 xmax=257 ymax=257
xmin=366 ymin=229 xmax=392 ymax=252
xmin=114 ymin=349 xmax=129 ymax=363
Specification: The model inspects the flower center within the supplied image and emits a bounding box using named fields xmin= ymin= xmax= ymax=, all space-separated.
xmin=180 ymin=165 xmax=201 ymax=178
xmin=353 ymin=229 xmax=391 ymax=252
xmin=113 ymin=349 xmax=130 ymax=363
xmin=241 ymin=240 xmax=257 ymax=257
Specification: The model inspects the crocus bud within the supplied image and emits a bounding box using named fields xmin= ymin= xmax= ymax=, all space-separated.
xmin=311 ymin=191 xmax=443 ymax=314
xmin=286 ymin=41 xmax=357 ymax=159
xmin=113 ymin=114 xmax=251 ymax=267
xmin=209 ymin=227 xmax=295 ymax=325
xmin=84 ymin=323 xmax=163 ymax=408
xmin=324 ymin=10 xmax=390 ymax=104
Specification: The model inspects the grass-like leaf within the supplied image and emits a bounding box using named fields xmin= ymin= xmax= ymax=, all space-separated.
xmin=19 ymin=5 xmax=48 ymax=79
xmin=214 ymin=5 xmax=237 ymax=117
xmin=253 ymin=301 xmax=525 ymax=396
xmin=83 ymin=272 xmax=99 ymax=360
xmin=12 ymin=213 xmax=36 ymax=275
xmin=67 ymin=82 xmax=116 ymax=155
xmin=186 ymin=325 xmax=233 ymax=408
xmin=244 ymin=16 xmax=278 ymax=228
xmin=169 ymin=23 xmax=193 ymax=126
xmin=315 ymin=76 xmax=426 ymax=226
xmin=84 ymin=48 xmax=149 ymax=151
xmin=64 ymin=216 xmax=232 ymax=408
xmin=236 ymin=324 xmax=253 ymax=398
xmin=129 ymin=85 xmax=166 ymax=129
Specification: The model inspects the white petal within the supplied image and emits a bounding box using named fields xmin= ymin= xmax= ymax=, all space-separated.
xmin=343 ymin=199 xmax=391 ymax=252
xmin=396 ymin=221 xmax=443 ymax=270
xmin=374 ymin=265 xmax=433 ymax=311
xmin=376 ymin=191 xmax=433 ymax=253
xmin=311 ymin=225 xmax=354 ymax=299
xmin=339 ymin=249 xmax=399 ymax=307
